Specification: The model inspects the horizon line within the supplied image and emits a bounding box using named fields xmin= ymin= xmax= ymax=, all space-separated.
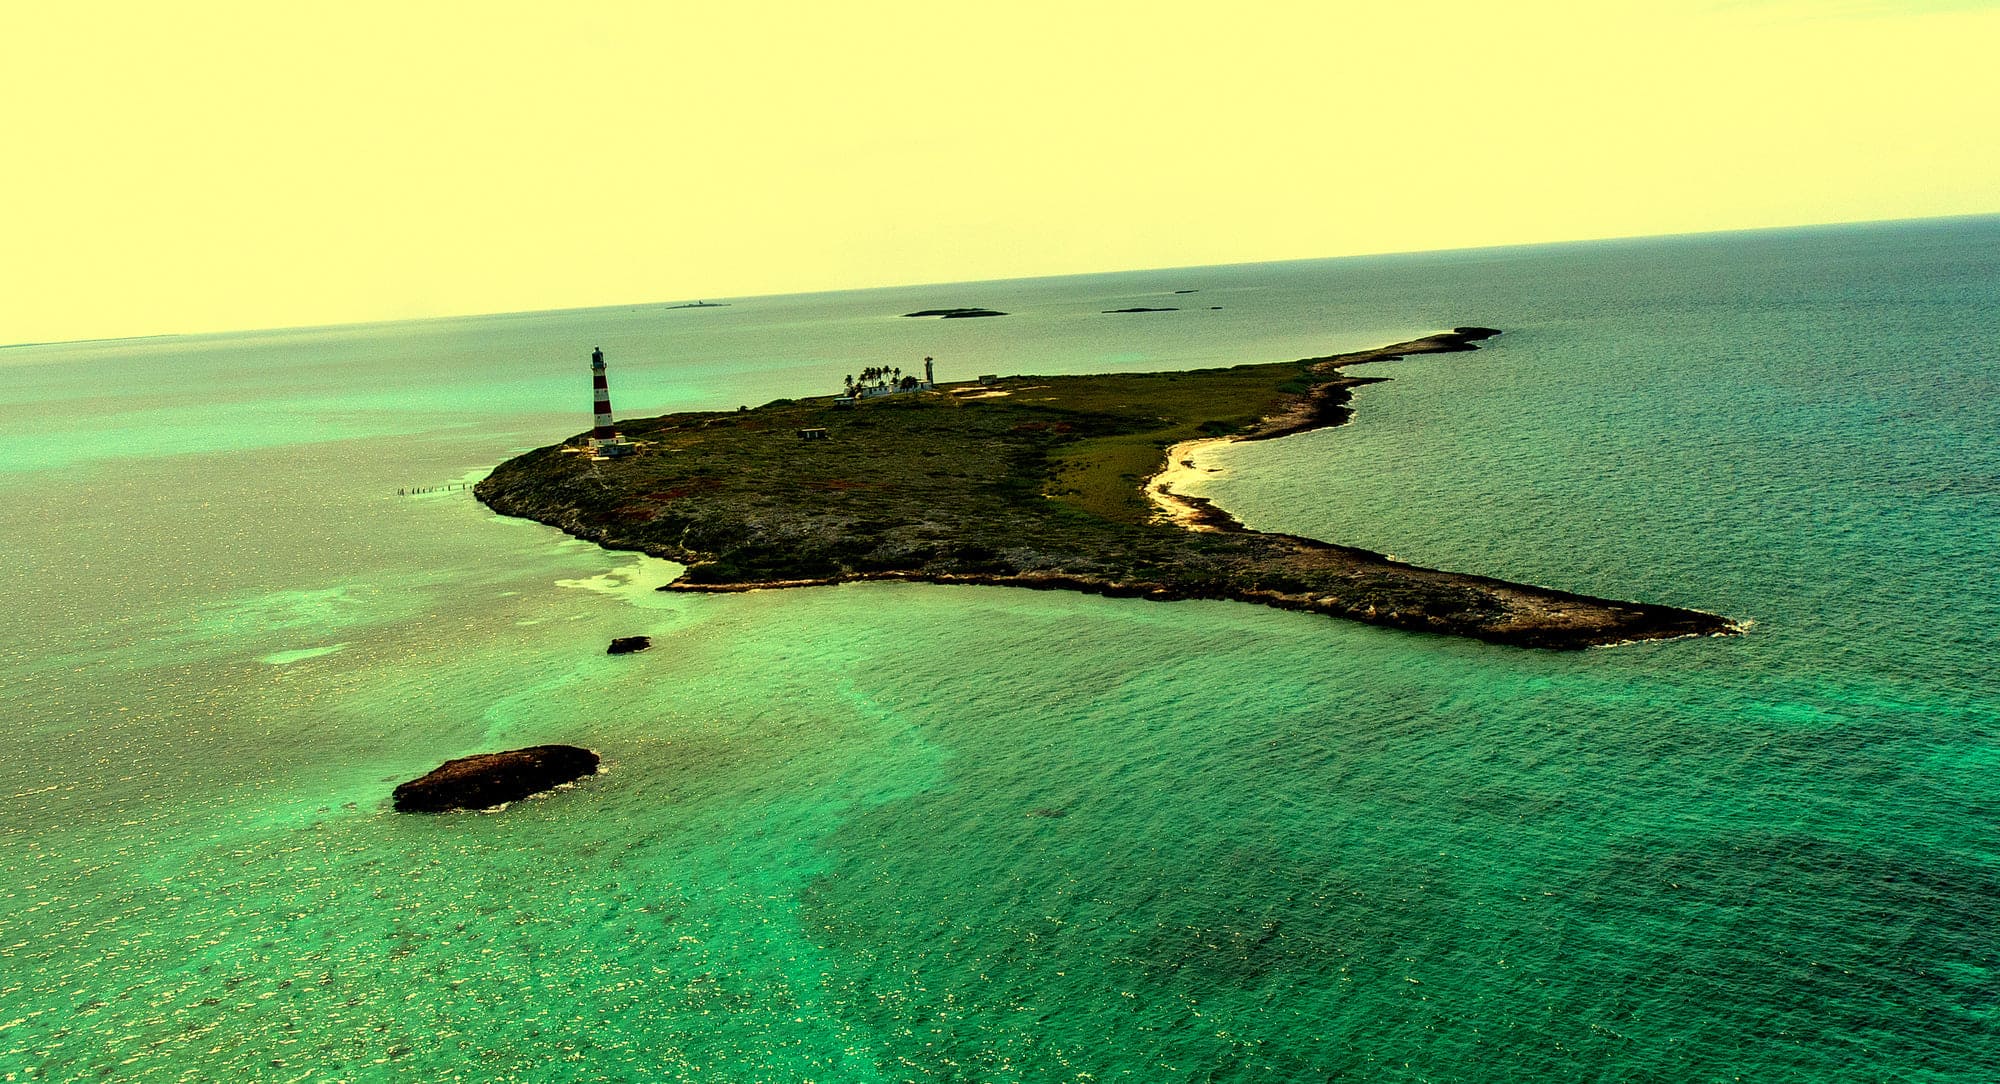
xmin=9 ymin=211 xmax=1995 ymax=350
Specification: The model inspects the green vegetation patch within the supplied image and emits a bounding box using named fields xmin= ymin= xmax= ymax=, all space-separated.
xmin=478 ymin=359 xmax=1326 ymax=587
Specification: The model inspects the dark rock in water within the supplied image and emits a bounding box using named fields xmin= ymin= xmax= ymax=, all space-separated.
xmin=1173 ymin=289 xmax=1198 ymax=294
xmin=902 ymin=308 xmax=1008 ymax=319
xmin=1103 ymin=307 xmax=1178 ymax=313
xmin=607 ymin=636 xmax=651 ymax=655
xmin=392 ymin=745 xmax=599 ymax=813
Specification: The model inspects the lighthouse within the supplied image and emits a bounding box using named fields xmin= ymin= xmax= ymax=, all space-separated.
xmin=587 ymin=346 xmax=635 ymax=458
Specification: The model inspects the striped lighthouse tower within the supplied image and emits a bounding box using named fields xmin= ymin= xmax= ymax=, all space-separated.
xmin=587 ymin=346 xmax=633 ymax=457
xmin=590 ymin=346 xmax=615 ymax=441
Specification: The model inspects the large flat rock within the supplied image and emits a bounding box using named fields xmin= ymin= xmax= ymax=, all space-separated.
xmin=392 ymin=745 xmax=600 ymax=813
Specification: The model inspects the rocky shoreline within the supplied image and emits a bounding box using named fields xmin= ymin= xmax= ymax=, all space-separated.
xmin=660 ymin=565 xmax=1728 ymax=649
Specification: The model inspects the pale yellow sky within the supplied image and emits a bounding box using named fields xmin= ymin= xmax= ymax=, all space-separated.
xmin=4 ymin=1 xmax=1995 ymax=343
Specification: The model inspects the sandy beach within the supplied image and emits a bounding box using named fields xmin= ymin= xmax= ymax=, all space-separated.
xmin=1145 ymin=437 xmax=1231 ymax=530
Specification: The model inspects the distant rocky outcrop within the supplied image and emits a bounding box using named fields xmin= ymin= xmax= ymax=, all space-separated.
xmin=391 ymin=745 xmax=600 ymax=813
xmin=607 ymin=636 xmax=651 ymax=655
xmin=1104 ymin=307 xmax=1178 ymax=313
xmin=902 ymin=308 xmax=1008 ymax=319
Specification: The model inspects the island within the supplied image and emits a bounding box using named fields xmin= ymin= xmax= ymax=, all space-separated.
xmin=392 ymin=745 xmax=601 ymax=813
xmin=901 ymin=308 xmax=1008 ymax=319
xmin=1103 ymin=307 xmax=1179 ymax=314
xmin=475 ymin=329 xmax=1739 ymax=649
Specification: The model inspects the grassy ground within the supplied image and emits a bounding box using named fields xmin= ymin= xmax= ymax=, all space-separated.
xmin=1037 ymin=364 xmax=1308 ymax=521
xmin=476 ymin=359 xmax=1323 ymax=583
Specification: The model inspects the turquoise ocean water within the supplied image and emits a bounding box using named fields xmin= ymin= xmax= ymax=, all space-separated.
xmin=2 ymin=217 xmax=1995 ymax=1081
